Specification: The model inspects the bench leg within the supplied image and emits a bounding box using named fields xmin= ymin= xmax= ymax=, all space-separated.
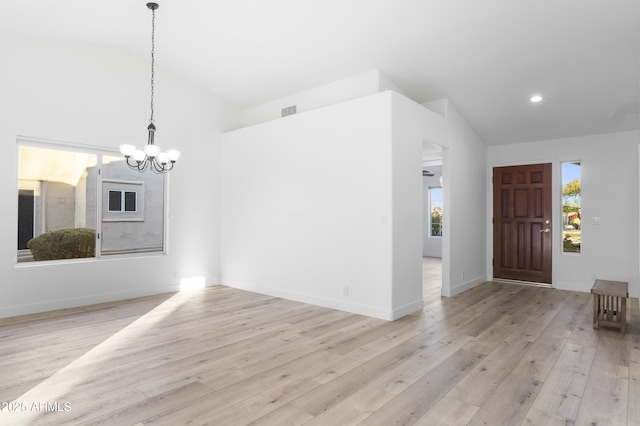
xmin=593 ymin=294 xmax=599 ymax=329
xmin=621 ymin=297 xmax=627 ymax=334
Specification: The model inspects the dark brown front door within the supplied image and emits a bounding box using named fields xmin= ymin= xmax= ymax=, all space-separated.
xmin=493 ymin=163 xmax=552 ymax=284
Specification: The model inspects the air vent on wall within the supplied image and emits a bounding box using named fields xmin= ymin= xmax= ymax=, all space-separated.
xmin=282 ymin=105 xmax=297 ymax=117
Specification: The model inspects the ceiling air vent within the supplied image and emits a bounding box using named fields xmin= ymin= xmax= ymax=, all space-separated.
xmin=281 ymin=105 xmax=297 ymax=117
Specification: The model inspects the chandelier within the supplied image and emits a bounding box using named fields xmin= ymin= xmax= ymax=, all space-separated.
xmin=119 ymin=2 xmax=180 ymax=173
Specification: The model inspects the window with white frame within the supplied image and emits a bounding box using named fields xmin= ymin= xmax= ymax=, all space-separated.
xmin=429 ymin=186 xmax=443 ymax=237
xmin=17 ymin=139 xmax=165 ymax=263
xmin=108 ymin=190 xmax=137 ymax=212
xmin=562 ymin=161 xmax=581 ymax=253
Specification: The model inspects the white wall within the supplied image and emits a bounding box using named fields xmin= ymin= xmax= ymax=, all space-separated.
xmin=443 ymin=106 xmax=489 ymax=295
xmin=390 ymin=94 xmax=428 ymax=313
xmin=222 ymin=92 xmax=399 ymax=319
xmin=0 ymin=34 xmax=240 ymax=318
xmin=487 ymin=131 xmax=640 ymax=297
xmin=422 ymin=165 xmax=443 ymax=257
xmin=242 ymin=69 xmax=405 ymax=127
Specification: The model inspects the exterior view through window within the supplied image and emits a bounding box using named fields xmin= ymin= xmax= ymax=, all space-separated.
xmin=562 ymin=162 xmax=581 ymax=253
xmin=429 ymin=187 xmax=443 ymax=237
xmin=17 ymin=142 xmax=165 ymax=263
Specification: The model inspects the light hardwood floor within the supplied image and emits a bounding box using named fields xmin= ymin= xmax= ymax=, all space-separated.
xmin=0 ymin=258 xmax=638 ymax=425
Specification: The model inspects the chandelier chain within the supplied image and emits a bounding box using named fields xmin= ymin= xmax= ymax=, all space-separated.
xmin=150 ymin=6 xmax=155 ymax=123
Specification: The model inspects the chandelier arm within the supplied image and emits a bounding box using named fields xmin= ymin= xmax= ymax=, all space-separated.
xmin=151 ymin=158 xmax=173 ymax=174
xmin=125 ymin=156 xmax=149 ymax=173
xmin=151 ymin=158 xmax=162 ymax=174
xmin=161 ymin=160 xmax=174 ymax=173
xmin=125 ymin=156 xmax=175 ymax=174
xmin=125 ymin=157 xmax=140 ymax=169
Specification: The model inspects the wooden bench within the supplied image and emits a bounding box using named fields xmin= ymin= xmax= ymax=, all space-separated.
xmin=591 ymin=279 xmax=628 ymax=333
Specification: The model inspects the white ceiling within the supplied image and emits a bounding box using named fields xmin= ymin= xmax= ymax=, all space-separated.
xmin=2 ymin=0 xmax=638 ymax=145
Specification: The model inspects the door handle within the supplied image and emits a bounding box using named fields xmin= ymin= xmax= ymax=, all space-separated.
xmin=540 ymin=219 xmax=551 ymax=233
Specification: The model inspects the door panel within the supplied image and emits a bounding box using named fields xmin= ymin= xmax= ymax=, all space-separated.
xmin=493 ymin=163 xmax=552 ymax=284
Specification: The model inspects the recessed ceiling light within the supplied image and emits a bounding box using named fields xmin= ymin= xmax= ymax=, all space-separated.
xmin=530 ymin=94 xmax=543 ymax=103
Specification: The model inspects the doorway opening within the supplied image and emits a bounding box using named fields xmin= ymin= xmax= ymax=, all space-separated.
xmin=422 ymin=140 xmax=444 ymax=299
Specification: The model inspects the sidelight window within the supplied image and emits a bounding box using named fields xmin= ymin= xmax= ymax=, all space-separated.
xmin=562 ymin=162 xmax=581 ymax=253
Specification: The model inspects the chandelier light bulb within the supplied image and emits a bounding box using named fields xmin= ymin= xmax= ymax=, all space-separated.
xmin=167 ymin=149 xmax=181 ymax=162
xmin=144 ymin=144 xmax=161 ymax=158
xmin=157 ymin=152 xmax=170 ymax=165
xmin=132 ymin=150 xmax=146 ymax=163
xmin=119 ymin=144 xmax=136 ymax=157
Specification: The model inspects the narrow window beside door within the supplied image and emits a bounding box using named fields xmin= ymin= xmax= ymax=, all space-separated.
xmin=562 ymin=162 xmax=581 ymax=253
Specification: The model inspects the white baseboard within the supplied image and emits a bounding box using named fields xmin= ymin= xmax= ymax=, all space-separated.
xmin=391 ymin=299 xmax=424 ymax=320
xmin=223 ymin=280 xmax=420 ymax=321
xmin=442 ymin=276 xmax=486 ymax=297
xmin=0 ymin=284 xmax=186 ymax=319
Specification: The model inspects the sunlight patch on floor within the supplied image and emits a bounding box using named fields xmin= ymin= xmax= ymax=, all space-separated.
xmin=0 ymin=290 xmax=203 ymax=425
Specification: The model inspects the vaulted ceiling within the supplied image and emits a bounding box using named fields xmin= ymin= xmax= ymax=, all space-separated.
xmin=2 ymin=0 xmax=638 ymax=145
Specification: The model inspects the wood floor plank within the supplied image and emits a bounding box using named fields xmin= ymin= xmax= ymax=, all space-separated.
xmin=289 ymin=332 xmax=433 ymax=416
xmin=567 ymin=297 xmax=601 ymax=349
xmin=453 ymin=287 xmax=528 ymax=337
xmin=361 ymin=349 xmax=483 ymax=425
xmin=574 ymin=360 xmax=629 ymax=425
xmin=91 ymin=382 xmax=215 ymax=426
xmin=23 ymin=386 xmax=147 ymax=426
xmin=414 ymin=396 xmax=479 ymax=426
xmin=530 ymin=342 xmax=595 ymax=420
xmin=447 ymin=339 xmax=533 ymax=407
xmin=298 ymin=321 xmax=422 ymax=385
xmin=299 ymin=385 xmax=395 ymax=426
xmin=503 ymin=298 xmax=566 ymax=344
xmin=510 ymin=334 xmax=568 ymax=382
xmin=464 ymin=286 xmax=554 ymax=356
xmin=247 ymin=404 xmax=314 ymax=426
xmin=4 ymin=359 xmax=147 ymax=406
xmin=147 ymin=374 xmax=319 ymax=425
xmin=630 ymin=347 xmax=640 ymax=424
xmin=369 ymin=333 xmax=474 ymax=395
xmin=467 ymin=373 xmax=542 ymax=425
xmin=292 ymin=310 xmax=365 ymax=338
xmin=324 ymin=316 xmax=416 ymax=356
xmin=522 ymin=407 xmax=575 ymax=425
xmin=509 ymin=300 xmax=586 ymax=383
xmin=462 ymin=314 xmax=520 ymax=355
xmin=594 ymin=334 xmax=631 ymax=367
